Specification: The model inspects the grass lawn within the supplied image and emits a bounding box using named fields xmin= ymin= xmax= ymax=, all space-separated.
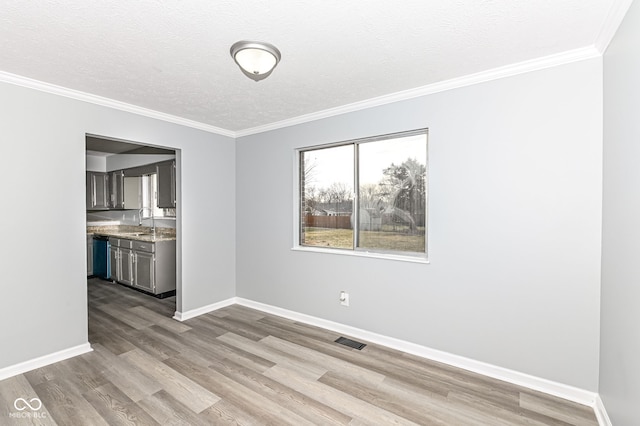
xmin=303 ymin=227 xmax=425 ymax=253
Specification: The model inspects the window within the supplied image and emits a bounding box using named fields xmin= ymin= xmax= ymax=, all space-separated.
xmin=141 ymin=174 xmax=175 ymax=219
xmin=299 ymin=129 xmax=428 ymax=259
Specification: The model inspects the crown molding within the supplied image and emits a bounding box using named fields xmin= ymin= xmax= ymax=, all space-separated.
xmin=594 ymin=0 xmax=634 ymax=53
xmin=0 ymin=70 xmax=235 ymax=138
xmin=0 ymin=42 xmax=605 ymax=141
xmin=235 ymin=45 xmax=601 ymax=137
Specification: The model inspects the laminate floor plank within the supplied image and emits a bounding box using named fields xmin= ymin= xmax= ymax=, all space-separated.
xmin=199 ymin=398 xmax=263 ymax=425
xmin=91 ymin=344 xmax=164 ymax=403
xmin=163 ymin=353 xmax=315 ymax=426
xmin=209 ymin=356 xmax=352 ymax=425
xmin=128 ymin=305 xmax=192 ymax=334
xmin=447 ymin=390 xmax=569 ymax=426
xmin=217 ymin=332 xmax=328 ymax=380
xmin=519 ymin=391 xmax=599 ymax=426
xmin=148 ymin=323 xmax=276 ymax=373
xmin=82 ymin=381 xmax=161 ymax=426
xmin=260 ymin=334 xmax=387 ymax=388
xmin=319 ymin=370 xmax=474 ymax=426
xmin=122 ymin=327 xmax=182 ymax=361
xmin=96 ymin=303 xmax=155 ymax=330
xmin=120 ymin=348 xmax=220 ymax=414
xmin=264 ymin=364 xmax=421 ymax=425
xmin=31 ymin=379 xmax=109 ymax=426
xmin=200 ymin=314 xmax=271 ymax=342
xmin=137 ymin=389 xmax=213 ymax=426
xmin=0 ymin=279 xmax=599 ymax=425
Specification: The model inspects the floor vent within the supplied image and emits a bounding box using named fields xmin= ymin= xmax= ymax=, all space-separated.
xmin=335 ymin=337 xmax=366 ymax=350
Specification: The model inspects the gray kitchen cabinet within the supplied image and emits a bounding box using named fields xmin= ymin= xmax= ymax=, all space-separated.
xmin=109 ymin=244 xmax=117 ymax=280
xmin=108 ymin=236 xmax=175 ymax=297
xmin=87 ymin=234 xmax=94 ymax=276
xmin=156 ymin=160 xmax=176 ymax=208
xmin=118 ymin=247 xmax=134 ymax=285
xmin=109 ymin=238 xmax=134 ymax=286
xmin=86 ymin=171 xmax=109 ymax=209
xmin=134 ymin=250 xmax=155 ymax=292
xmin=109 ymin=170 xmax=125 ymax=209
xmin=119 ymin=248 xmax=134 ymax=286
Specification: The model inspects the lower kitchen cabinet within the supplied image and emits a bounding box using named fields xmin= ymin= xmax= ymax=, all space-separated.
xmin=87 ymin=234 xmax=94 ymax=276
xmin=109 ymin=237 xmax=175 ymax=297
xmin=134 ymin=250 xmax=154 ymax=292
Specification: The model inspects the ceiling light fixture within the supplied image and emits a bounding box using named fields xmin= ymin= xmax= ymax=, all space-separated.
xmin=230 ymin=40 xmax=281 ymax=82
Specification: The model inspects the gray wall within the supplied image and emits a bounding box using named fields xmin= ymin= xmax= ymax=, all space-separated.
xmin=0 ymin=81 xmax=236 ymax=370
xmin=600 ymin=0 xmax=640 ymax=422
xmin=236 ymin=58 xmax=603 ymax=390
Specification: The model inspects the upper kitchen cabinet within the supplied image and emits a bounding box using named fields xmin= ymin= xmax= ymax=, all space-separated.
xmin=156 ymin=160 xmax=176 ymax=208
xmin=86 ymin=171 xmax=109 ymax=210
xmin=109 ymin=170 xmax=124 ymax=209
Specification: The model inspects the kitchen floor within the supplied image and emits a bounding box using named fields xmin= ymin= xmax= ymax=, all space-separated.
xmin=0 ymin=278 xmax=598 ymax=425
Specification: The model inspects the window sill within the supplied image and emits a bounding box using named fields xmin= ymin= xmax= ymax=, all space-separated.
xmin=291 ymin=245 xmax=429 ymax=264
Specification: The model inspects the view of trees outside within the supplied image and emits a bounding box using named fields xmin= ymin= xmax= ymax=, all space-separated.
xmin=300 ymin=133 xmax=427 ymax=254
xmin=358 ymin=137 xmax=426 ymax=252
xmin=301 ymin=144 xmax=354 ymax=249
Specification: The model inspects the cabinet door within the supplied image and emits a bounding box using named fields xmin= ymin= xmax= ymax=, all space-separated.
xmin=109 ymin=246 xmax=119 ymax=281
xmin=87 ymin=235 xmax=94 ymax=276
xmin=119 ymin=248 xmax=134 ymax=286
xmin=134 ymin=251 xmax=155 ymax=292
xmin=87 ymin=172 xmax=109 ymax=209
xmin=109 ymin=170 xmax=124 ymax=209
xmin=156 ymin=160 xmax=176 ymax=208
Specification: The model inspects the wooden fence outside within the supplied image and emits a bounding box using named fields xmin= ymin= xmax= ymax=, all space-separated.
xmin=304 ymin=214 xmax=352 ymax=229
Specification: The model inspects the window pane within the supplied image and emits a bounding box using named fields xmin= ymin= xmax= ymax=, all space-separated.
xmin=357 ymin=135 xmax=427 ymax=253
xmin=300 ymin=145 xmax=354 ymax=249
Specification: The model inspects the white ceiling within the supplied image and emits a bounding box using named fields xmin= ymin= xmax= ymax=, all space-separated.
xmin=0 ymin=1 xmax=624 ymax=135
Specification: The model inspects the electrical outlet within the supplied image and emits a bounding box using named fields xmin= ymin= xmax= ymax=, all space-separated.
xmin=340 ymin=291 xmax=350 ymax=306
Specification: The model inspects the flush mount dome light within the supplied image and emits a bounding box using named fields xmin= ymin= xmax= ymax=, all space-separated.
xmin=230 ymin=40 xmax=281 ymax=81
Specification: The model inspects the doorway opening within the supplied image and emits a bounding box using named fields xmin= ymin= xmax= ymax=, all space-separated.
xmin=85 ymin=134 xmax=181 ymax=342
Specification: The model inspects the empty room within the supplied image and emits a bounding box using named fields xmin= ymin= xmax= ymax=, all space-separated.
xmin=0 ymin=1 xmax=638 ymax=424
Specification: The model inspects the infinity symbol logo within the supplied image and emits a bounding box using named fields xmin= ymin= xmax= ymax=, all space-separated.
xmin=14 ymin=397 xmax=42 ymax=411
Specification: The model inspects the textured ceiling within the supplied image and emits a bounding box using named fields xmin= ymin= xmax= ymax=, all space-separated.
xmin=0 ymin=0 xmax=618 ymax=133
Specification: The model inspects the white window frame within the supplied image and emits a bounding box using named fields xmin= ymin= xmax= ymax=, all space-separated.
xmin=292 ymin=129 xmax=429 ymax=264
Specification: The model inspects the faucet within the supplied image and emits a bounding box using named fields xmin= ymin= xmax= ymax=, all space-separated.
xmin=138 ymin=207 xmax=156 ymax=236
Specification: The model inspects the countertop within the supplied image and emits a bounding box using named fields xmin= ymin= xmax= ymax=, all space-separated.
xmin=87 ymin=225 xmax=176 ymax=242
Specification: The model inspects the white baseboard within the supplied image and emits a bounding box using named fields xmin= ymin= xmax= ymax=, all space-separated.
xmin=173 ymin=297 xmax=237 ymax=321
xmin=594 ymin=395 xmax=613 ymax=426
xmin=234 ymin=298 xmax=599 ymax=408
xmin=0 ymin=343 xmax=92 ymax=381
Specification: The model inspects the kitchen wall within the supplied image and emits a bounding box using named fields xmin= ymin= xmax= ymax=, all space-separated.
xmin=600 ymin=0 xmax=640 ymax=423
xmin=0 ymin=81 xmax=235 ymax=372
xmin=236 ymin=58 xmax=603 ymax=391
xmin=86 ymin=154 xmax=106 ymax=172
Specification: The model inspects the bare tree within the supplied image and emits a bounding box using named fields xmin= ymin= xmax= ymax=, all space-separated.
xmin=379 ymin=158 xmax=426 ymax=232
xmin=359 ymin=183 xmax=384 ymax=210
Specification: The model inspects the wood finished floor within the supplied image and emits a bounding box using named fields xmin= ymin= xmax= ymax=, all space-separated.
xmin=0 ymin=278 xmax=598 ymax=425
